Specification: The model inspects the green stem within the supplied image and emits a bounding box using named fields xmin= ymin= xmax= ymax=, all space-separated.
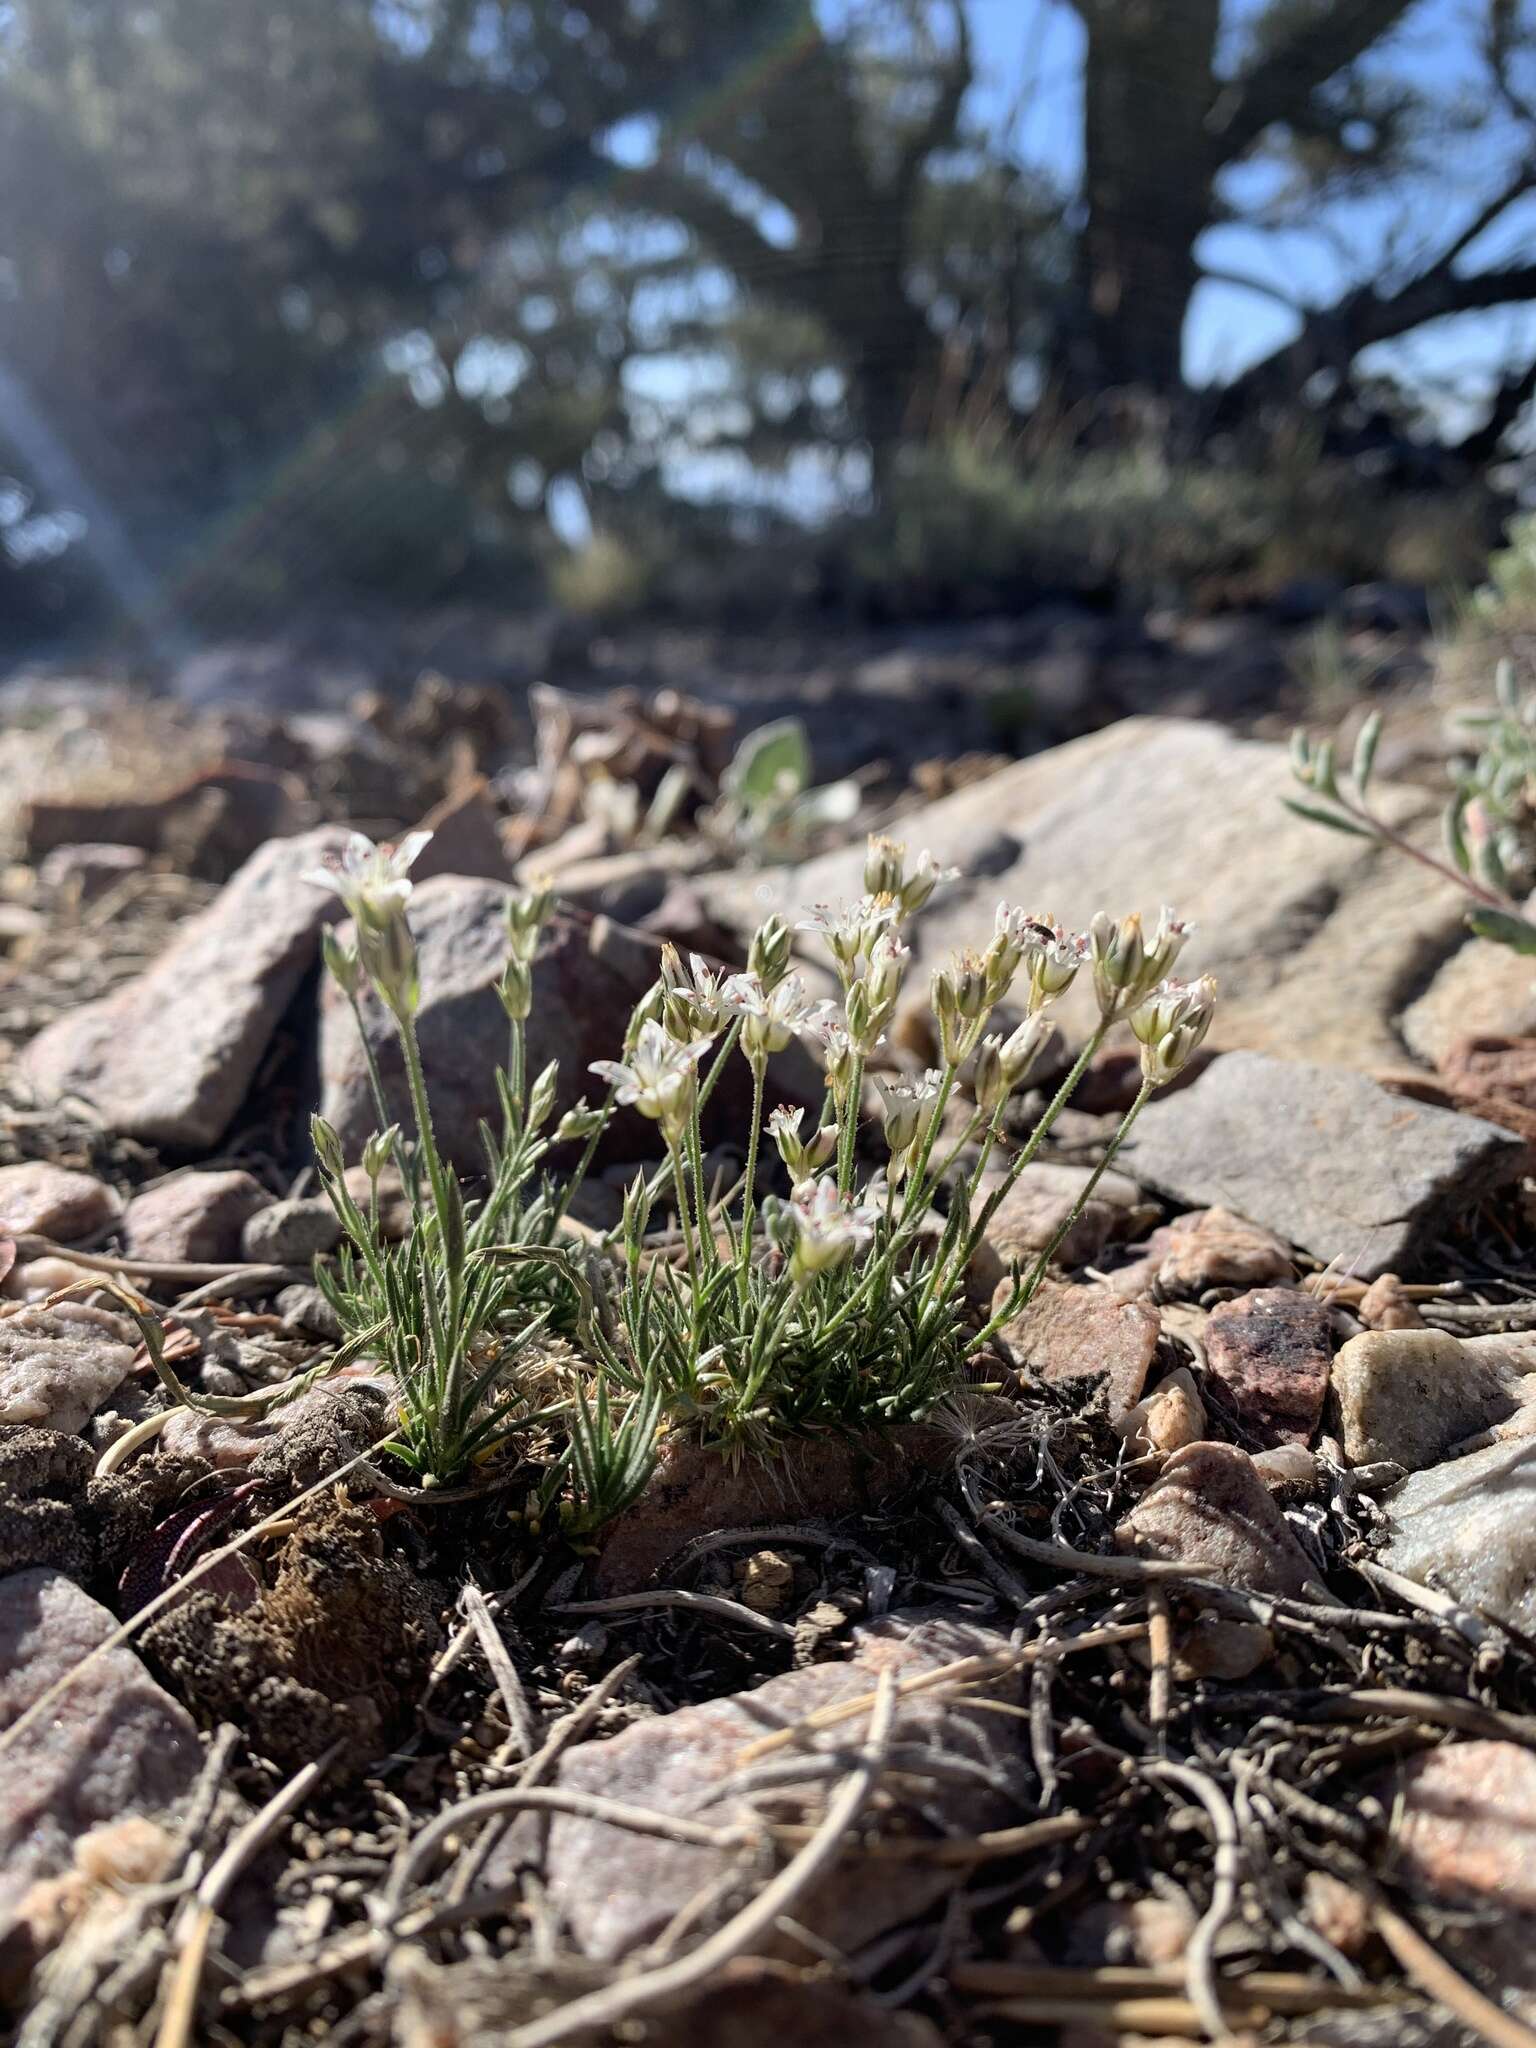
xmin=964 ymin=1018 xmax=1111 ymax=1264
xmin=971 ymin=1076 xmax=1153 ymax=1350
xmin=665 ymin=1132 xmax=700 ymax=1312
xmin=505 ymin=1014 xmax=526 ymax=1145
xmin=837 ymin=1051 xmax=865 ymax=1194
xmin=737 ymin=1057 xmax=765 ymax=1308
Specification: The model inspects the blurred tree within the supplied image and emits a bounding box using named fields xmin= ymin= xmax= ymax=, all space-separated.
xmin=1065 ymin=0 xmax=1536 ymax=459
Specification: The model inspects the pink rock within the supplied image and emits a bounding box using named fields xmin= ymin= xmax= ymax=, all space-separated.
xmin=1115 ymin=1441 xmax=1316 ymax=1595
xmin=995 ymin=1277 xmax=1160 ymax=1418
xmin=0 ymin=1569 xmax=200 ymax=1953
xmin=0 ymin=1163 xmax=120 ymax=1243
xmin=1109 ymin=1206 xmax=1295 ymax=1301
xmin=124 ymin=1171 xmax=273 ymax=1264
xmin=1204 ymin=1287 xmax=1332 ymax=1447
xmin=20 ymin=827 xmax=347 ymax=1149
xmin=1383 ymin=1740 xmax=1536 ymax=1913
xmin=497 ymin=1614 xmax=1021 ymax=1964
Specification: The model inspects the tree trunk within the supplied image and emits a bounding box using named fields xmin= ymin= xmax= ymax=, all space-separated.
xmin=1070 ymin=0 xmax=1221 ymax=403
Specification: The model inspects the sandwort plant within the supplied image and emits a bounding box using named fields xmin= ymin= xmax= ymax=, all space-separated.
xmin=205 ymin=827 xmax=1218 ymax=1523
xmin=577 ymin=838 xmax=1216 ymax=1465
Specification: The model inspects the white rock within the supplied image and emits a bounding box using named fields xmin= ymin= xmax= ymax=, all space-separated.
xmin=0 ymin=1305 xmax=137 ymax=1434
xmin=1380 ymin=1437 xmax=1536 ymax=1634
xmin=1332 ymin=1329 xmax=1536 ymax=1470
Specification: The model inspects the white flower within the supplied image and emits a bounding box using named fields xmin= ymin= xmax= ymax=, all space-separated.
xmin=797 ymin=895 xmax=897 ymax=976
xmin=872 ymin=1069 xmax=942 ymax=1155
xmin=591 ymin=1019 xmax=712 ymax=1135
xmin=1131 ymin=974 xmax=1217 ymax=1085
xmin=663 ymin=950 xmax=734 ymax=1035
xmin=786 ymin=1173 xmax=879 ymax=1280
xmin=899 ymin=847 xmax=959 ymax=915
xmin=304 ymin=830 xmax=432 ymax=931
xmin=721 ymin=970 xmax=837 ymax=1059
xmin=767 ymin=1103 xmax=838 ymax=1176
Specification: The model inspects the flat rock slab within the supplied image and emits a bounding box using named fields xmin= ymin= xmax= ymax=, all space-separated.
xmin=506 ymin=1613 xmax=1021 ymax=1964
xmin=1116 ymin=1441 xmax=1316 ymax=1595
xmin=1204 ymin=1287 xmax=1332 ymax=1448
xmin=1122 ymin=1052 xmax=1523 ymax=1281
xmin=701 ymin=716 xmax=1467 ymax=1072
xmin=1380 ymin=1436 xmax=1536 ymax=1634
xmin=19 ymin=827 xmax=347 ymax=1148
xmin=0 ymin=1567 xmax=200 ymax=1940
xmin=0 ymin=1305 xmax=137 ymax=1435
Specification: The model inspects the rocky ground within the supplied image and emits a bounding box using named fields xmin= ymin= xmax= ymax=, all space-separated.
xmin=3 ymin=630 xmax=1536 ymax=2048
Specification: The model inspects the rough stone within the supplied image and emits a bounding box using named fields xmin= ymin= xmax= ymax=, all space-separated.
xmin=993 ymin=1277 xmax=1160 ymax=1418
xmin=701 ymin=716 xmax=1468 ymax=1073
xmin=0 ymin=1568 xmax=200 ymax=1947
xmin=1380 ymin=1740 xmax=1536 ymax=1914
xmin=1332 ymin=1329 xmax=1533 ymax=1470
xmin=36 ymin=841 xmax=148 ymax=903
xmin=1204 ymin=1287 xmax=1332 ymax=1447
xmin=1107 ymin=1206 xmax=1295 ymax=1300
xmin=408 ymin=777 xmax=511 ymax=884
xmin=1403 ymin=935 xmax=1536 ymax=1068
xmin=123 ymin=1171 xmax=273 ymax=1265
xmin=1380 ymin=1436 xmax=1536 ymax=1634
xmin=1431 ymin=1033 xmax=1536 ymax=1147
xmin=0 ymin=1163 xmax=120 ymax=1243
xmin=19 ymin=827 xmax=347 ymax=1147
xmin=240 ymin=1196 xmax=343 ymax=1265
xmin=1115 ymin=1441 xmax=1317 ymax=1594
xmin=318 ymin=882 xmax=668 ymax=1168
xmin=970 ymin=1162 xmax=1154 ymax=1293
xmin=1123 ymin=1053 xmax=1523 ymax=1280
xmin=1114 ymin=1366 xmax=1206 ymax=1454
xmin=511 ymin=1613 xmax=1022 ymax=1963
xmin=0 ymin=1306 xmax=137 ymax=1434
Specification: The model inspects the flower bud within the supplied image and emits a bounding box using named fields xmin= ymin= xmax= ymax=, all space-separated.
xmin=311 ymin=1114 xmax=346 ymax=1180
xmin=554 ymin=1100 xmax=605 ymax=1144
xmin=322 ymin=927 xmax=362 ymax=998
xmin=498 ymin=956 xmax=533 ymax=1023
xmin=362 ymin=1125 xmax=399 ymax=1182
xmin=527 ymin=1059 xmax=559 ymax=1130
xmin=972 ymin=1036 xmax=1006 ymax=1115
xmin=1007 ymin=1012 xmax=1052 ymax=1082
xmin=899 ymin=847 xmax=957 ymax=917
xmin=748 ymin=914 xmax=793 ymax=993
xmin=358 ymin=913 xmax=420 ymax=1019
xmin=506 ymin=877 xmax=554 ymax=966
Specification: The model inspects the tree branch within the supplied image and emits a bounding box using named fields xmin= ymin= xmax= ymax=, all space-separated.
xmin=894 ymin=0 xmax=972 ymax=204
xmin=1216 ymin=0 xmax=1417 ymax=161
xmin=622 ymin=158 xmax=799 ymax=295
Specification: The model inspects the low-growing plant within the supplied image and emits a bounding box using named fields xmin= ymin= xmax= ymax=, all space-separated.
xmin=1288 ymin=659 xmax=1536 ymax=954
xmin=560 ymin=857 xmax=1217 ymax=1466
xmin=144 ymin=827 xmax=1216 ymax=1533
